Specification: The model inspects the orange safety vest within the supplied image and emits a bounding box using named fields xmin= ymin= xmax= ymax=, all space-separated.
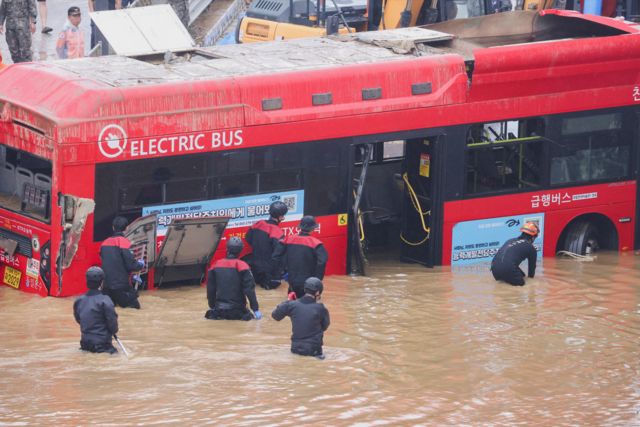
xmin=56 ymin=22 xmax=85 ymax=59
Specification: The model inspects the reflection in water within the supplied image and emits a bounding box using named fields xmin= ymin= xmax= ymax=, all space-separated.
xmin=1 ymin=253 xmax=639 ymax=425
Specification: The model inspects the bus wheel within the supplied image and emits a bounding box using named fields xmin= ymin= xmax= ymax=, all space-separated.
xmin=561 ymin=221 xmax=600 ymax=255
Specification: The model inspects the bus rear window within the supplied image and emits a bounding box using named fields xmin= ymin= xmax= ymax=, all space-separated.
xmin=0 ymin=145 xmax=52 ymax=222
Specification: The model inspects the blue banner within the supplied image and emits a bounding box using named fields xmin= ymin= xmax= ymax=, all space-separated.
xmin=451 ymin=213 xmax=544 ymax=266
xmin=142 ymin=190 xmax=304 ymax=235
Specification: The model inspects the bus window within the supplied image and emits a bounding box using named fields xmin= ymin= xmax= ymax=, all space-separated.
xmin=0 ymin=145 xmax=52 ymax=222
xmin=551 ymin=112 xmax=630 ymax=185
xmin=259 ymin=169 xmax=302 ymax=193
xmin=465 ymin=119 xmax=545 ymax=195
xmin=214 ymin=173 xmax=257 ymax=197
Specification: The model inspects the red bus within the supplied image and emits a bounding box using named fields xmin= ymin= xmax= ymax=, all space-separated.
xmin=1 ymin=10 xmax=639 ymax=296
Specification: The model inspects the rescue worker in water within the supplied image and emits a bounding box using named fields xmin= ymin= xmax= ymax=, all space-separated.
xmin=100 ymin=216 xmax=144 ymax=309
xmin=277 ymin=215 xmax=328 ymax=300
xmin=272 ymin=277 xmax=330 ymax=359
xmin=491 ymin=221 xmax=539 ymax=286
xmin=73 ymin=266 xmax=119 ymax=354
xmin=245 ymin=201 xmax=288 ymax=290
xmin=205 ymin=236 xmax=262 ymax=321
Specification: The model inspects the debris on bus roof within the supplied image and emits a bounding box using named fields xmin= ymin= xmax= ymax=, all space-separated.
xmin=90 ymin=5 xmax=195 ymax=56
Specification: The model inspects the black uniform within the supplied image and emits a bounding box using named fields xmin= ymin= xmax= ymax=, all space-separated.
xmin=100 ymin=232 xmax=141 ymax=309
xmin=272 ymin=295 xmax=330 ymax=357
xmin=205 ymin=255 xmax=259 ymax=321
xmin=491 ymin=237 xmax=537 ymax=286
xmin=245 ymin=219 xmax=285 ymax=289
xmin=279 ymin=232 xmax=328 ymax=299
xmin=73 ymin=289 xmax=119 ymax=354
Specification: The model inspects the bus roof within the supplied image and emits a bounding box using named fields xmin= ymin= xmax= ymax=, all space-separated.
xmin=0 ymin=10 xmax=639 ymax=128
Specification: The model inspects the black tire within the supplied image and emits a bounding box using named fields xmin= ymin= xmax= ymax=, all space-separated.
xmin=562 ymin=221 xmax=600 ymax=255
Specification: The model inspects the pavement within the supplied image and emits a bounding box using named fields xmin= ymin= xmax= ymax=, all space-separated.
xmin=0 ymin=0 xmax=238 ymax=65
xmin=0 ymin=0 xmax=92 ymax=64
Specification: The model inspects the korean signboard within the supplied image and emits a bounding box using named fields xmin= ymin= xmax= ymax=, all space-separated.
xmin=143 ymin=190 xmax=304 ymax=235
xmin=451 ymin=213 xmax=544 ymax=266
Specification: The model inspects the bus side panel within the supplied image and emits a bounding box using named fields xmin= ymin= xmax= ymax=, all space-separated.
xmin=441 ymin=181 xmax=636 ymax=265
xmin=57 ymin=164 xmax=98 ymax=297
xmin=0 ymin=216 xmax=51 ymax=296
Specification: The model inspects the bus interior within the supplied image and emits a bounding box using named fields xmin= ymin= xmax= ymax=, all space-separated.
xmin=0 ymin=146 xmax=52 ymax=222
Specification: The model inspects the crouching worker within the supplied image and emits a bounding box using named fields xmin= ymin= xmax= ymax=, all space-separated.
xmin=205 ymin=237 xmax=262 ymax=321
xmin=272 ymin=277 xmax=330 ymax=359
xmin=73 ymin=266 xmax=119 ymax=354
xmin=491 ymin=221 xmax=539 ymax=286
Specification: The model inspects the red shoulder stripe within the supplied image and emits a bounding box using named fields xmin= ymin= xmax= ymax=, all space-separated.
xmin=286 ymin=235 xmax=322 ymax=248
xmin=215 ymin=258 xmax=250 ymax=272
xmin=252 ymin=220 xmax=284 ymax=239
xmin=101 ymin=236 xmax=131 ymax=249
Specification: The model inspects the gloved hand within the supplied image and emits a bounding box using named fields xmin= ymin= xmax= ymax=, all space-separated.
xmin=132 ymin=275 xmax=142 ymax=284
xmin=253 ymin=310 xmax=263 ymax=320
xmin=282 ymin=272 xmax=289 ymax=281
xmin=136 ymin=259 xmax=145 ymax=269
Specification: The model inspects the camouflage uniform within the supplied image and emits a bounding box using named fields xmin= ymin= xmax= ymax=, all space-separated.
xmin=168 ymin=0 xmax=189 ymax=28
xmin=0 ymin=0 xmax=37 ymax=63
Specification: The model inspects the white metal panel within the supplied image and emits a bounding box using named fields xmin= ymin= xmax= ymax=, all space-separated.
xmin=90 ymin=5 xmax=195 ymax=56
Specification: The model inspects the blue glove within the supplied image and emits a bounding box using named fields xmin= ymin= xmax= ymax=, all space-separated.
xmin=136 ymin=259 xmax=145 ymax=269
xmin=132 ymin=275 xmax=142 ymax=284
xmin=282 ymin=272 xmax=289 ymax=281
xmin=254 ymin=310 xmax=263 ymax=320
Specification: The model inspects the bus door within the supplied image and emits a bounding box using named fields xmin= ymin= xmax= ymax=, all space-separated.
xmin=125 ymin=216 xmax=229 ymax=288
xmin=400 ymin=137 xmax=439 ymax=267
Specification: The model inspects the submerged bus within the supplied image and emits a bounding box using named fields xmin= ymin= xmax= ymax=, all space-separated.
xmin=1 ymin=10 xmax=640 ymax=296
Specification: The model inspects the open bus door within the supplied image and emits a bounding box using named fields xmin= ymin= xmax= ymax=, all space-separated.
xmin=125 ymin=216 xmax=229 ymax=288
xmin=400 ymin=137 xmax=438 ymax=267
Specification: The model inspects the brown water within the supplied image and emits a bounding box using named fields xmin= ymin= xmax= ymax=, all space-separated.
xmin=1 ymin=252 xmax=639 ymax=426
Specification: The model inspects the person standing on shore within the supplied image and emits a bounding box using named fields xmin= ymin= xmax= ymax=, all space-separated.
xmin=0 ymin=0 xmax=37 ymax=63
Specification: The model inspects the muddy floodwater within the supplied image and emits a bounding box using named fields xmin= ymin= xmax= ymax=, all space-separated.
xmin=1 ymin=253 xmax=639 ymax=426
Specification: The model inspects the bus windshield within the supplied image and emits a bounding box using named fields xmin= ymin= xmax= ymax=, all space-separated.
xmin=0 ymin=145 xmax=52 ymax=222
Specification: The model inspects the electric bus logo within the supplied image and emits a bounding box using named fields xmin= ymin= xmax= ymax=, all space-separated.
xmin=98 ymin=124 xmax=127 ymax=158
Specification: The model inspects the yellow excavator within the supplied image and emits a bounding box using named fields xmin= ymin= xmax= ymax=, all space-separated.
xmin=236 ymin=0 xmax=441 ymax=43
xmin=236 ymin=0 xmax=568 ymax=43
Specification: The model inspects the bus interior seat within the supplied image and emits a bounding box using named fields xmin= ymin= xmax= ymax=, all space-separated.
xmin=0 ymin=162 xmax=16 ymax=195
xmin=361 ymin=163 xmax=402 ymax=225
xmin=15 ymin=167 xmax=34 ymax=199
xmin=35 ymin=173 xmax=52 ymax=192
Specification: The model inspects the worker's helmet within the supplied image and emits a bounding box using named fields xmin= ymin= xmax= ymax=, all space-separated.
xmin=299 ymin=215 xmax=318 ymax=233
xmin=226 ymin=236 xmax=244 ymax=255
xmin=86 ymin=266 xmax=105 ymax=288
xmin=269 ymin=201 xmax=288 ymax=218
xmin=112 ymin=216 xmax=129 ymax=232
xmin=520 ymin=221 xmax=540 ymax=237
xmin=303 ymin=277 xmax=324 ymax=295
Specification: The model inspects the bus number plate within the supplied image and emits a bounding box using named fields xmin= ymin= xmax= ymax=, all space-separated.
xmin=3 ymin=266 xmax=21 ymax=289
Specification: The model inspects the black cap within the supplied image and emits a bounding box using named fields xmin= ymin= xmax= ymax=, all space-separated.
xmin=303 ymin=277 xmax=323 ymax=295
xmin=299 ymin=215 xmax=318 ymax=232
xmin=226 ymin=236 xmax=244 ymax=255
xmin=68 ymin=6 xmax=81 ymax=16
xmin=268 ymin=201 xmax=288 ymax=218
xmin=86 ymin=266 xmax=104 ymax=288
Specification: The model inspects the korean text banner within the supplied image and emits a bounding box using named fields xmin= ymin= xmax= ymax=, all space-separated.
xmin=142 ymin=190 xmax=304 ymax=235
xmin=451 ymin=213 xmax=544 ymax=266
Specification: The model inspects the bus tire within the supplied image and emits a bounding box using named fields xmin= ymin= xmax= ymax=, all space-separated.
xmin=561 ymin=220 xmax=600 ymax=255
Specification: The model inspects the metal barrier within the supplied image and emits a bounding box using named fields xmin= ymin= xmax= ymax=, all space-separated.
xmin=202 ymin=0 xmax=246 ymax=45
xmin=129 ymin=0 xmax=211 ymax=25
xmin=87 ymin=41 xmax=103 ymax=57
